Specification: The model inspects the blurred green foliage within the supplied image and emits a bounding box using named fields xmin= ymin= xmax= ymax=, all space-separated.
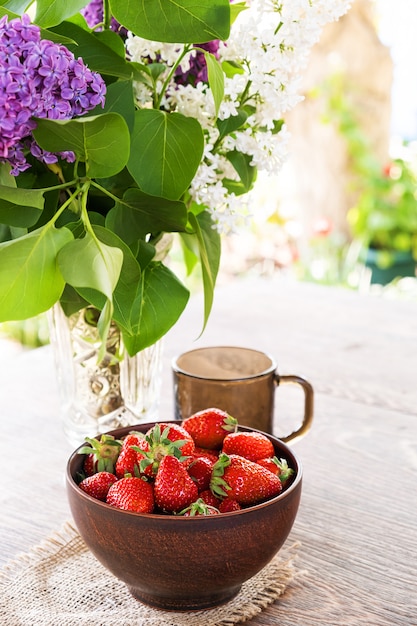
xmin=0 ymin=314 xmax=49 ymax=349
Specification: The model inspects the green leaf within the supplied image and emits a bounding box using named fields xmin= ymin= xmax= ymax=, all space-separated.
xmin=179 ymin=234 xmax=199 ymax=275
xmin=34 ymin=0 xmax=88 ymax=27
xmin=59 ymin=284 xmax=89 ymax=317
xmin=136 ymin=240 xmax=157 ymax=269
xmin=0 ymin=186 xmax=44 ymax=227
xmin=75 ymin=226 xmax=142 ymax=335
xmin=51 ymin=21 xmax=133 ymax=80
xmin=221 ymin=60 xmax=245 ymax=81
xmin=221 ymin=179 xmax=250 ymax=196
xmin=147 ymin=63 xmax=167 ymax=81
xmin=106 ymin=188 xmax=188 ymax=243
xmin=0 ymin=7 xmax=18 ymax=21
xmin=121 ymin=262 xmax=190 ymax=355
xmin=102 ymin=80 xmax=136 ymax=134
xmin=216 ymin=109 xmax=249 ymax=141
xmin=0 ymin=225 xmax=73 ymax=321
xmin=96 ymin=299 xmax=114 ymax=359
xmin=230 ymin=2 xmax=248 ymax=23
xmin=128 ymin=110 xmax=204 ymax=200
xmin=225 ymin=150 xmax=256 ymax=192
xmin=0 ymin=1 xmax=29 ymax=15
xmin=187 ymin=211 xmax=220 ymax=333
xmin=204 ymin=51 xmax=224 ymax=118
xmin=110 ymin=0 xmax=230 ymax=44
xmin=95 ymin=29 xmax=126 ymax=57
xmin=57 ymin=231 xmax=124 ymax=359
xmin=57 ymin=232 xmax=123 ymax=302
xmin=270 ymin=119 xmax=284 ymax=134
xmin=0 ymin=163 xmax=15 ymax=186
xmin=33 ymin=113 xmax=130 ymax=179
xmin=79 ymin=245 xmax=190 ymax=353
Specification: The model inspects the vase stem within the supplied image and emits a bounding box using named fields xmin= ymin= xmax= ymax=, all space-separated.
xmin=47 ymin=304 xmax=163 ymax=446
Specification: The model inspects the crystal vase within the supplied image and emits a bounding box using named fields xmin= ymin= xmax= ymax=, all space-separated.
xmin=47 ymin=304 xmax=163 ymax=447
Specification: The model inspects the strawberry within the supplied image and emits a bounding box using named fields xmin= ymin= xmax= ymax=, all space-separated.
xmin=210 ymin=453 xmax=282 ymax=506
xmin=78 ymin=434 xmax=121 ymax=476
xmin=256 ymin=456 xmax=294 ymax=487
xmin=192 ymin=446 xmax=220 ymax=464
xmin=182 ymin=407 xmax=238 ymax=449
xmin=106 ymin=476 xmax=155 ymax=513
xmin=79 ymin=471 xmax=118 ymax=501
xmin=115 ymin=446 xmax=140 ymax=478
xmin=154 ymin=455 xmax=198 ymax=513
xmin=121 ymin=432 xmax=148 ymax=450
xmin=180 ymin=498 xmax=220 ymax=516
xmin=147 ymin=422 xmax=195 ymax=457
xmin=199 ymin=489 xmax=222 ymax=509
xmin=256 ymin=457 xmax=280 ymax=475
xmin=218 ymin=498 xmax=241 ymax=513
xmin=135 ymin=422 xmax=195 ymax=476
xmin=222 ymin=431 xmax=274 ymax=462
xmin=187 ymin=456 xmax=215 ymax=492
xmin=115 ymin=433 xmax=150 ymax=478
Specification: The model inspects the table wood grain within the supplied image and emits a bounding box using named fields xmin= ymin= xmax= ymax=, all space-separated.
xmin=2 ymin=277 xmax=416 ymax=625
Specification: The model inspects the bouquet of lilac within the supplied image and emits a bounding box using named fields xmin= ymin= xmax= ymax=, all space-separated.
xmin=0 ymin=0 xmax=350 ymax=357
xmin=1 ymin=15 xmax=105 ymax=174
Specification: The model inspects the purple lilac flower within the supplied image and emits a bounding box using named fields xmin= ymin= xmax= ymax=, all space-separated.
xmin=0 ymin=14 xmax=106 ymax=175
xmin=81 ymin=0 xmax=127 ymax=37
xmin=175 ymin=41 xmax=221 ymax=86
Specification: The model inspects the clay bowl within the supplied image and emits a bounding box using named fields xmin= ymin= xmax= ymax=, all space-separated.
xmin=66 ymin=421 xmax=302 ymax=611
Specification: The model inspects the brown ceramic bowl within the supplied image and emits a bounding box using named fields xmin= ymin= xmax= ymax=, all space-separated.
xmin=66 ymin=421 xmax=302 ymax=611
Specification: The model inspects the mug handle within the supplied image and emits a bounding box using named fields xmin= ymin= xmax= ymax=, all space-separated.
xmin=274 ymin=374 xmax=314 ymax=443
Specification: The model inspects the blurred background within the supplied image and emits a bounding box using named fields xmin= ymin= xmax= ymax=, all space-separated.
xmin=219 ymin=0 xmax=417 ymax=292
xmin=2 ymin=0 xmax=417 ymax=354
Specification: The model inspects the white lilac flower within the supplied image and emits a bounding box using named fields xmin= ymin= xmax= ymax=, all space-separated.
xmin=165 ymin=82 xmax=215 ymax=128
xmin=126 ymin=33 xmax=187 ymax=67
xmin=126 ymin=0 xmax=351 ymax=233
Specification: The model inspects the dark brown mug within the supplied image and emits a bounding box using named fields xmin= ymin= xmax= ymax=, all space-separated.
xmin=172 ymin=346 xmax=314 ymax=443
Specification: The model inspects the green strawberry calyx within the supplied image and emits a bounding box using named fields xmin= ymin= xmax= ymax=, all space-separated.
xmin=222 ymin=414 xmax=238 ymax=433
xmin=78 ymin=434 xmax=122 ymax=473
xmin=178 ymin=498 xmax=220 ymax=516
xmin=134 ymin=423 xmax=191 ymax=475
xmin=271 ymin=457 xmax=294 ymax=482
xmin=210 ymin=452 xmax=232 ymax=499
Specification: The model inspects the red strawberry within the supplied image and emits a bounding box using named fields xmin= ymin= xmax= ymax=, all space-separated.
xmin=222 ymin=431 xmax=274 ymax=462
xmin=154 ymin=455 xmax=198 ymax=513
xmin=115 ymin=446 xmax=140 ymax=478
xmin=218 ymin=498 xmax=241 ymax=513
xmin=187 ymin=456 xmax=215 ymax=492
xmin=79 ymin=471 xmax=118 ymax=501
xmin=147 ymin=422 xmax=195 ymax=457
xmin=210 ymin=453 xmax=282 ymax=506
xmin=135 ymin=422 xmax=195 ymax=476
xmin=182 ymin=408 xmax=238 ymax=449
xmin=106 ymin=476 xmax=154 ymax=513
xmin=115 ymin=433 xmax=150 ymax=478
xmin=199 ymin=489 xmax=222 ymax=509
xmin=122 ymin=432 xmax=148 ymax=451
xmin=256 ymin=457 xmax=279 ymax=475
xmin=180 ymin=498 xmax=220 ymax=516
xmin=192 ymin=446 xmax=220 ymax=464
xmin=79 ymin=434 xmax=121 ymax=476
xmin=256 ymin=456 xmax=294 ymax=487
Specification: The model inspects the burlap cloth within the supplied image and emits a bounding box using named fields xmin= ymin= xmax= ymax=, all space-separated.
xmin=0 ymin=522 xmax=301 ymax=626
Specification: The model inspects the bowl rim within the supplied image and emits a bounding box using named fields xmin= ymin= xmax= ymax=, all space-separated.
xmin=66 ymin=421 xmax=302 ymax=520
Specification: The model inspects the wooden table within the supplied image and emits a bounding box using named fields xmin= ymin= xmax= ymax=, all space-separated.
xmin=2 ymin=276 xmax=416 ymax=625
